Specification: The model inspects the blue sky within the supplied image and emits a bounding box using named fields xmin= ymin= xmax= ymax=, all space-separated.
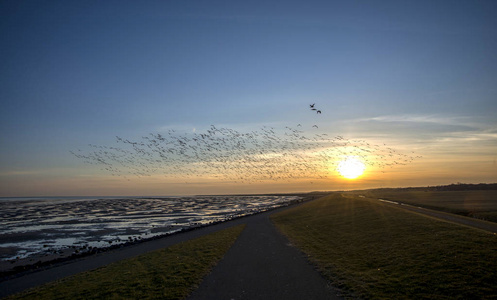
xmin=1 ymin=1 xmax=496 ymax=196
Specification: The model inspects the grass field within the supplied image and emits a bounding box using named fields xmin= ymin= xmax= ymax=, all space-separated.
xmin=7 ymin=224 xmax=245 ymax=300
xmin=353 ymin=190 xmax=497 ymax=222
xmin=271 ymin=193 xmax=497 ymax=299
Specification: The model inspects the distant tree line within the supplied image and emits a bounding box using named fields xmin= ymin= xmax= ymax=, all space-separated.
xmin=425 ymin=183 xmax=497 ymax=191
xmin=366 ymin=183 xmax=497 ymax=193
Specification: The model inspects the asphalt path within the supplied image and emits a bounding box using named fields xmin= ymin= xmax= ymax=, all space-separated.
xmin=188 ymin=210 xmax=341 ymax=300
xmin=0 ymin=201 xmax=340 ymax=299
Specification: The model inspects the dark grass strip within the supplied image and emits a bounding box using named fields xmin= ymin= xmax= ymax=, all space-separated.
xmin=271 ymin=193 xmax=497 ymax=299
xmin=7 ymin=224 xmax=245 ymax=300
xmin=357 ymin=190 xmax=497 ymax=222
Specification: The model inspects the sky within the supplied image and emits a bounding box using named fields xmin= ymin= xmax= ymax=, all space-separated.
xmin=1 ymin=0 xmax=496 ymax=196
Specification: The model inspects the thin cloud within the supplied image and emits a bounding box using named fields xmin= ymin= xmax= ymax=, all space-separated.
xmin=350 ymin=114 xmax=477 ymax=126
xmin=345 ymin=114 xmax=485 ymax=135
xmin=0 ymin=170 xmax=42 ymax=176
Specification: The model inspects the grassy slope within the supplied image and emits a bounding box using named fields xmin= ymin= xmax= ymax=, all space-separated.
xmin=8 ymin=224 xmax=245 ymax=300
xmin=357 ymin=190 xmax=497 ymax=222
xmin=271 ymin=193 xmax=497 ymax=299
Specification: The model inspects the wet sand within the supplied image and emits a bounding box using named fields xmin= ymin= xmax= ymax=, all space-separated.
xmin=0 ymin=197 xmax=318 ymax=298
xmin=0 ymin=195 xmax=306 ymax=278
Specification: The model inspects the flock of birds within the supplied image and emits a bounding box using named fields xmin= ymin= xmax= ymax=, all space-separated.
xmin=71 ymin=104 xmax=421 ymax=183
xmin=309 ymin=103 xmax=322 ymax=114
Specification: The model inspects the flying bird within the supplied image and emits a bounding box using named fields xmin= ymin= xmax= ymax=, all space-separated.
xmin=310 ymin=103 xmax=315 ymax=108
xmin=316 ymin=110 xmax=321 ymax=114
xmin=72 ymin=122 xmax=421 ymax=184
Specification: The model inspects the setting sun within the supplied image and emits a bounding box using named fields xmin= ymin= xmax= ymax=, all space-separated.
xmin=337 ymin=157 xmax=366 ymax=179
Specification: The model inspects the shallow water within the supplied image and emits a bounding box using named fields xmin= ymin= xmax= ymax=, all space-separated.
xmin=0 ymin=195 xmax=302 ymax=261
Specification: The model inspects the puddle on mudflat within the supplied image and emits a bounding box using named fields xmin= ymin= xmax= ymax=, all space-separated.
xmin=0 ymin=195 xmax=302 ymax=262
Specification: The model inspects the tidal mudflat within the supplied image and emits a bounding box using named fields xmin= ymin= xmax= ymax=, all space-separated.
xmin=0 ymin=195 xmax=302 ymax=274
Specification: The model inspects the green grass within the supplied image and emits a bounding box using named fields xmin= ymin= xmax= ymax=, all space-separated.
xmin=355 ymin=190 xmax=497 ymax=222
xmin=8 ymin=224 xmax=245 ymax=300
xmin=271 ymin=193 xmax=497 ymax=299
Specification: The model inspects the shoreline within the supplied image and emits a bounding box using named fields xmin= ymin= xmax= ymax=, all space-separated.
xmin=0 ymin=196 xmax=322 ymax=299
xmin=0 ymin=195 xmax=312 ymax=282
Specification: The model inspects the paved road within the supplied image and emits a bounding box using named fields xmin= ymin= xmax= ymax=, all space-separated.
xmin=188 ymin=210 xmax=341 ymax=300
